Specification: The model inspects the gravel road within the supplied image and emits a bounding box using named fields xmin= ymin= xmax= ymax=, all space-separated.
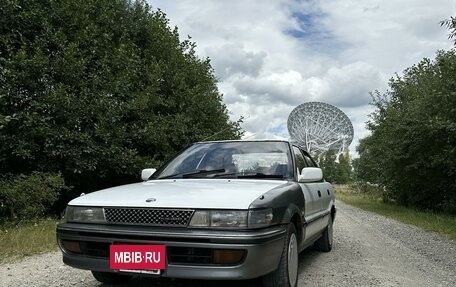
xmin=1 ymin=201 xmax=455 ymax=287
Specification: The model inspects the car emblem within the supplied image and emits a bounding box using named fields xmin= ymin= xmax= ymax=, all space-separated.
xmin=145 ymin=198 xmax=156 ymax=203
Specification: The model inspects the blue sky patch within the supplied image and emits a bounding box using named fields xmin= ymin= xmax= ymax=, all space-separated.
xmin=284 ymin=10 xmax=346 ymax=54
xmin=267 ymin=123 xmax=288 ymax=136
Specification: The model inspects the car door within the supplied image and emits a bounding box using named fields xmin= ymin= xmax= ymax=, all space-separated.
xmin=302 ymin=151 xmax=326 ymax=212
xmin=292 ymin=146 xmax=319 ymax=218
xmin=302 ymin=150 xmax=333 ymax=230
xmin=293 ymin=146 xmax=325 ymax=241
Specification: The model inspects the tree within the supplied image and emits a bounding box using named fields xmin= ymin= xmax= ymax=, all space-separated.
xmin=335 ymin=152 xmax=352 ymax=184
xmin=318 ymin=150 xmax=353 ymax=184
xmin=0 ymin=0 xmax=243 ymax=217
xmin=318 ymin=149 xmax=337 ymax=183
xmin=440 ymin=16 xmax=456 ymax=45
xmin=356 ymin=49 xmax=456 ymax=213
xmin=353 ymin=134 xmax=384 ymax=184
xmin=0 ymin=172 xmax=66 ymax=219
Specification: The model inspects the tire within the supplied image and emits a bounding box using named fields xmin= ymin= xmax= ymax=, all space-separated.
xmin=91 ymin=271 xmax=132 ymax=284
xmin=262 ymin=223 xmax=299 ymax=287
xmin=314 ymin=216 xmax=333 ymax=252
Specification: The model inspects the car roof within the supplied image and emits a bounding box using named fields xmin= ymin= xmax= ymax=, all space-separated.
xmin=195 ymin=139 xmax=291 ymax=144
xmin=193 ymin=139 xmax=310 ymax=154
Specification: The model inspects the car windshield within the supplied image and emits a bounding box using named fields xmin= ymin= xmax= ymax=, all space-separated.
xmin=153 ymin=141 xmax=293 ymax=180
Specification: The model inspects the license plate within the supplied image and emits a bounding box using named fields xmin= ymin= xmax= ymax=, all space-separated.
xmin=119 ymin=269 xmax=161 ymax=275
xmin=110 ymin=245 xmax=166 ymax=271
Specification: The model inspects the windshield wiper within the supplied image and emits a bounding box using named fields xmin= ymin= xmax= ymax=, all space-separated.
xmin=159 ymin=169 xmax=226 ymax=179
xmin=236 ymin=173 xmax=285 ymax=179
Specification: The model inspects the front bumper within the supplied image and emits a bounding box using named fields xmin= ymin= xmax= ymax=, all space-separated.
xmin=57 ymin=223 xmax=286 ymax=280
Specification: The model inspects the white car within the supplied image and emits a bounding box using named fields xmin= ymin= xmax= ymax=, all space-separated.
xmin=57 ymin=140 xmax=335 ymax=287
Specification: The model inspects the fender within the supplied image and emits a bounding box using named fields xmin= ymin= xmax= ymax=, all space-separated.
xmin=249 ymin=182 xmax=305 ymax=241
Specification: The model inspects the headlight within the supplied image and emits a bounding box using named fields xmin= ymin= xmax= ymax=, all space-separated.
xmin=248 ymin=208 xmax=273 ymax=228
xmin=65 ymin=206 xmax=106 ymax=223
xmin=189 ymin=209 xmax=273 ymax=228
xmin=189 ymin=210 xmax=247 ymax=228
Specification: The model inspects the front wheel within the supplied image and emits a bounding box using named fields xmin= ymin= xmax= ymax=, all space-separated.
xmin=91 ymin=271 xmax=131 ymax=284
xmin=262 ymin=223 xmax=299 ymax=287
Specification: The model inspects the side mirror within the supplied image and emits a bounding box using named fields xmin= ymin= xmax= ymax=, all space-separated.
xmin=141 ymin=168 xmax=156 ymax=181
xmin=298 ymin=167 xmax=323 ymax=183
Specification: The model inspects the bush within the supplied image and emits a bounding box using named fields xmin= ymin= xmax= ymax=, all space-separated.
xmin=356 ymin=49 xmax=456 ymax=214
xmin=0 ymin=172 xmax=66 ymax=220
xmin=349 ymin=182 xmax=392 ymax=203
xmin=0 ymin=0 xmax=243 ymax=215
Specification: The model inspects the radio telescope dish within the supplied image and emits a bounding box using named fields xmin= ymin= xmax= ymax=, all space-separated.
xmin=287 ymin=102 xmax=353 ymax=156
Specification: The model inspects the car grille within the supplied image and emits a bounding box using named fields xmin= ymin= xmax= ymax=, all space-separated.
xmin=104 ymin=208 xmax=194 ymax=227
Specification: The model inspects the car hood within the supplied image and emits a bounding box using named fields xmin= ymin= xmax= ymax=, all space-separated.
xmin=68 ymin=179 xmax=288 ymax=209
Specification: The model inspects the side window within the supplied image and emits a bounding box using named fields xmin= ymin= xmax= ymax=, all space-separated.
xmin=292 ymin=146 xmax=306 ymax=175
xmin=303 ymin=153 xmax=317 ymax=167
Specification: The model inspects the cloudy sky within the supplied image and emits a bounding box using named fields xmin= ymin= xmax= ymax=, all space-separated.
xmin=150 ymin=0 xmax=454 ymax=155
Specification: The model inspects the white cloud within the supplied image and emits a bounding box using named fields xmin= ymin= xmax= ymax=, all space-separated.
xmin=150 ymin=0 xmax=455 ymax=156
xmin=322 ymin=61 xmax=386 ymax=107
xmin=207 ymin=44 xmax=267 ymax=79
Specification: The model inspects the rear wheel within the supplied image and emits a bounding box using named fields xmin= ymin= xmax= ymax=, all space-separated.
xmin=314 ymin=216 xmax=333 ymax=252
xmin=91 ymin=271 xmax=131 ymax=284
xmin=262 ymin=223 xmax=299 ymax=287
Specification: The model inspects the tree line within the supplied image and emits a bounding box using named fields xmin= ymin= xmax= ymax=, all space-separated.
xmin=0 ymin=0 xmax=242 ymax=220
xmin=353 ymin=18 xmax=456 ymax=214
xmin=318 ymin=150 xmax=352 ymax=184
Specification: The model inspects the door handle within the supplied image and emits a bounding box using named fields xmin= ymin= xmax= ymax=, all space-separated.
xmin=317 ymin=190 xmax=321 ymax=197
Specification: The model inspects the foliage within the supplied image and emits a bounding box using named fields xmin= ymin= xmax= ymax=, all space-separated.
xmin=440 ymin=16 xmax=456 ymax=45
xmin=350 ymin=181 xmax=392 ymax=203
xmin=318 ymin=150 xmax=352 ymax=184
xmin=355 ymin=49 xmax=456 ymax=214
xmin=0 ymin=172 xmax=66 ymax=219
xmin=0 ymin=0 xmax=243 ymax=217
xmin=353 ymin=136 xmax=383 ymax=184
xmin=318 ymin=149 xmax=336 ymax=183
xmin=335 ymin=153 xmax=352 ymax=184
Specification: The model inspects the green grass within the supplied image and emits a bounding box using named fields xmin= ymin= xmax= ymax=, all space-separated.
xmin=335 ymin=185 xmax=456 ymax=241
xmin=0 ymin=218 xmax=59 ymax=263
